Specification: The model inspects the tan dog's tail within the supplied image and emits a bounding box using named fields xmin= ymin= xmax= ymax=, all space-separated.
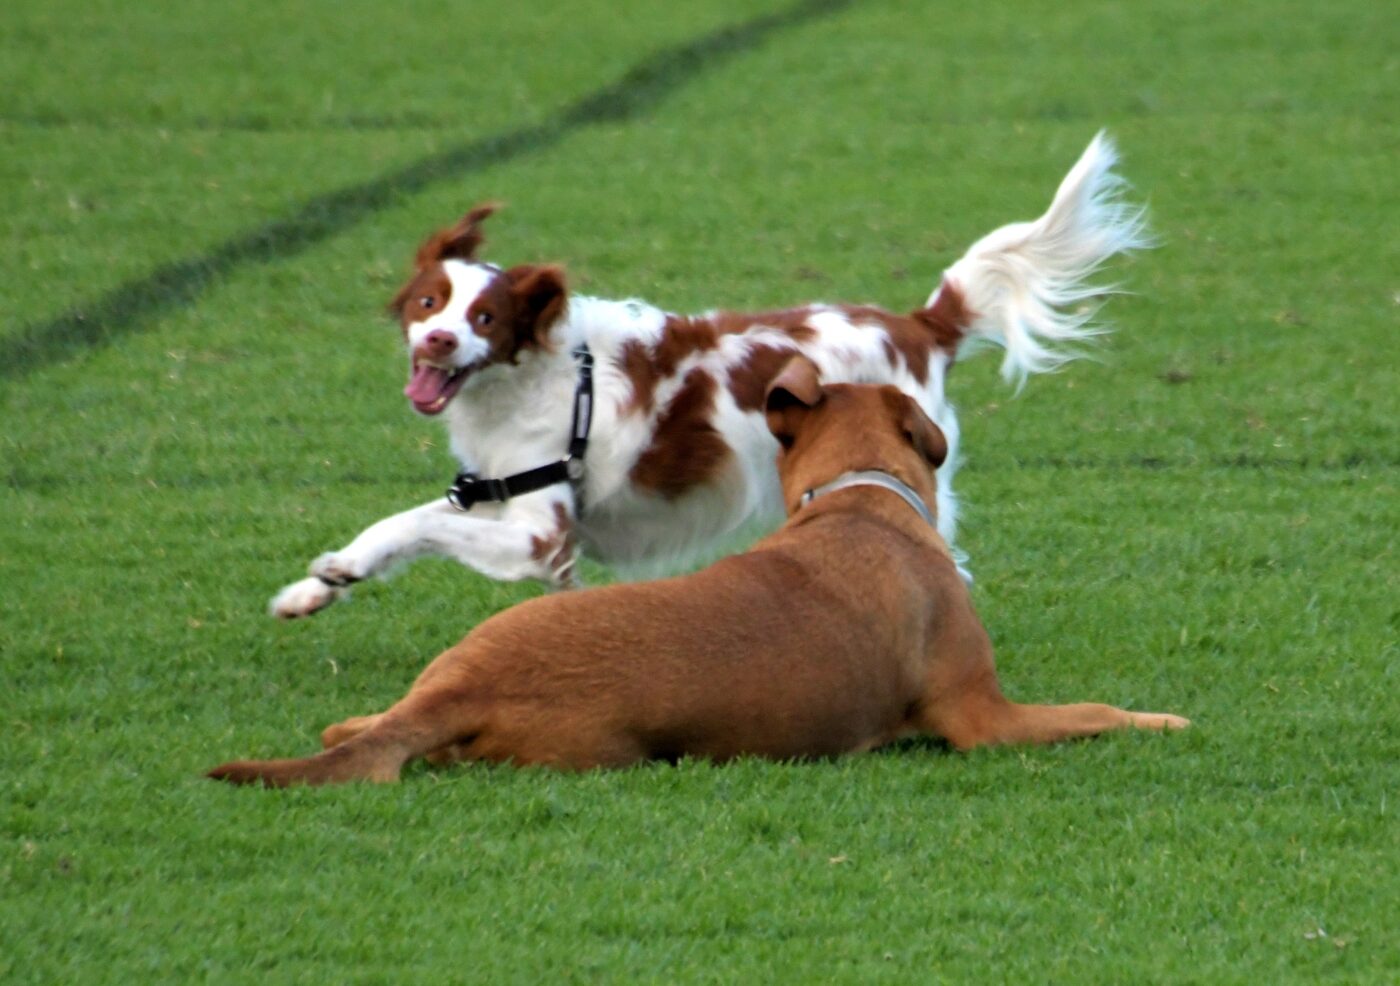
xmin=207 ymin=732 xmax=409 ymax=787
xmin=920 ymin=132 xmax=1151 ymax=386
xmin=208 ymin=690 xmax=474 ymax=787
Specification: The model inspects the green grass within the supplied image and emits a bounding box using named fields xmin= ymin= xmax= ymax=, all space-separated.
xmin=3 ymin=0 xmax=1397 ymax=981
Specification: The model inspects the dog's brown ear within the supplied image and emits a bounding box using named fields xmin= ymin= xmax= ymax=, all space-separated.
xmin=414 ymin=202 xmax=501 ymax=268
xmin=903 ymin=397 xmax=948 ymax=468
xmin=764 ymin=355 xmax=823 ymax=447
xmin=505 ymin=264 xmax=568 ymax=349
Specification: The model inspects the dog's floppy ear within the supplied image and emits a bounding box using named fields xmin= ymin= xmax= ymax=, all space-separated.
xmin=505 ymin=264 xmax=568 ymax=350
xmin=764 ymin=355 xmax=823 ymax=447
xmin=415 ymin=202 xmax=501 ymax=268
xmin=902 ymin=397 xmax=948 ymax=468
xmin=765 ymin=354 xmax=822 ymax=409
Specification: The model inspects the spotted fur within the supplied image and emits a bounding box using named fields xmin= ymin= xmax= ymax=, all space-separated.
xmin=270 ymin=133 xmax=1148 ymax=618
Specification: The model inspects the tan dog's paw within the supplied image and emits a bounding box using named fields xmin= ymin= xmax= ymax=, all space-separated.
xmin=1128 ymin=711 xmax=1191 ymax=731
xmin=269 ymin=577 xmax=345 ymax=619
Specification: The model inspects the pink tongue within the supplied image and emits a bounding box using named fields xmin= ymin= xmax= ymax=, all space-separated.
xmin=405 ymin=365 xmax=452 ymax=404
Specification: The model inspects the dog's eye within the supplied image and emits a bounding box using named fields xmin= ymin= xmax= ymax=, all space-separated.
xmin=419 ymin=296 xmax=436 ymax=310
xmin=475 ymin=311 xmax=494 ymax=326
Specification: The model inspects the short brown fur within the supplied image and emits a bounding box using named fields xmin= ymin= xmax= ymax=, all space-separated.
xmin=210 ymin=363 xmax=1186 ymax=786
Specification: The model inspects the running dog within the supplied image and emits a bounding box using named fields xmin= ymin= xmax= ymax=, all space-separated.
xmin=270 ymin=133 xmax=1148 ymax=618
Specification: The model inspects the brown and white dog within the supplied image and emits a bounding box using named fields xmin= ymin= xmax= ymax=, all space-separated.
xmin=214 ymin=361 xmax=1186 ymax=785
xmin=270 ymin=133 xmax=1149 ymax=619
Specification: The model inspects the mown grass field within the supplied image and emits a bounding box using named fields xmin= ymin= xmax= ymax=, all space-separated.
xmin=3 ymin=0 xmax=1397 ymax=981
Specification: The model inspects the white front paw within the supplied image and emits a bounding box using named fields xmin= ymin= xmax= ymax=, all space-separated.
xmin=269 ymin=577 xmax=346 ymax=619
xmin=309 ymin=552 xmax=366 ymax=586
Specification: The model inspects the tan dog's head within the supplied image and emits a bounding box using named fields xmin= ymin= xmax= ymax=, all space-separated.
xmin=763 ymin=355 xmax=947 ymax=517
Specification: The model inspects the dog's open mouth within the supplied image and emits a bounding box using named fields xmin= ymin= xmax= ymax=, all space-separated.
xmin=404 ymin=363 xmax=473 ymax=415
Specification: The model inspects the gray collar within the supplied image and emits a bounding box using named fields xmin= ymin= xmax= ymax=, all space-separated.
xmin=799 ymin=469 xmax=936 ymax=530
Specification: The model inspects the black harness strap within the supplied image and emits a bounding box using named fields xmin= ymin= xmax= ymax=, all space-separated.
xmin=446 ymin=346 xmax=594 ymax=512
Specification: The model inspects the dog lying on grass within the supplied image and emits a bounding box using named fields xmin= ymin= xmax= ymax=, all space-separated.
xmin=269 ymin=132 xmax=1149 ymax=619
xmin=213 ymin=359 xmax=1187 ymax=785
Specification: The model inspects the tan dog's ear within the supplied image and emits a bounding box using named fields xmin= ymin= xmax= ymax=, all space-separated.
xmin=765 ymin=355 xmax=822 ymax=409
xmin=764 ymin=355 xmax=823 ymax=447
xmin=903 ymin=397 xmax=948 ymax=468
xmin=415 ymin=202 xmax=501 ymax=267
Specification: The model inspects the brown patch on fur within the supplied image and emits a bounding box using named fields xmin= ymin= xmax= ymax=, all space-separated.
xmin=630 ymin=369 xmax=732 ymax=499
xmin=914 ymin=279 xmax=975 ymax=355
xmin=415 ymin=202 xmax=499 ymax=268
xmin=825 ymin=304 xmax=930 ymax=385
xmin=617 ymin=341 xmax=663 ymax=416
xmin=879 ymin=312 xmax=934 ymax=385
xmin=621 ymin=309 xmax=820 ymax=415
xmin=390 ymin=267 xmax=453 ymax=334
xmin=728 ymin=342 xmax=806 ymax=411
xmin=620 ymin=315 xmax=720 ymax=415
xmin=617 ymin=300 xmax=947 ymax=415
xmin=388 ymin=203 xmax=499 ymax=321
xmin=707 ymin=308 xmax=818 ymax=341
xmin=503 ymin=264 xmax=566 ymax=359
xmin=529 ymin=503 xmax=578 ymax=586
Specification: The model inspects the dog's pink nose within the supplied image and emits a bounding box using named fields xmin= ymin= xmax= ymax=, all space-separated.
xmin=421 ymin=330 xmax=459 ymax=361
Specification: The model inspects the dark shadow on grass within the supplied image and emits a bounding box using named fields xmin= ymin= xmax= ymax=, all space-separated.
xmin=2 ymin=0 xmax=851 ymax=381
xmin=870 ymin=735 xmax=958 ymax=757
xmin=396 ymin=743 xmax=959 ymax=786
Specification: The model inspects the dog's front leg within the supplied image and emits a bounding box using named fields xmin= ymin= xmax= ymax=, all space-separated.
xmin=268 ymin=493 xmax=578 ymax=619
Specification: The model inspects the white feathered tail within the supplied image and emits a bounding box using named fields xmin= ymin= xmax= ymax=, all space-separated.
xmin=926 ymin=131 xmax=1152 ymax=386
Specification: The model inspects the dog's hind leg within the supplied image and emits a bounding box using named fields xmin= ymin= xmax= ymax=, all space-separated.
xmin=918 ymin=620 xmax=1188 ymax=750
xmin=925 ymin=679 xmax=1189 ymax=751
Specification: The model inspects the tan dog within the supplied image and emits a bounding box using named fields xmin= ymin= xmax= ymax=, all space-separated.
xmin=209 ymin=359 xmax=1187 ymax=786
